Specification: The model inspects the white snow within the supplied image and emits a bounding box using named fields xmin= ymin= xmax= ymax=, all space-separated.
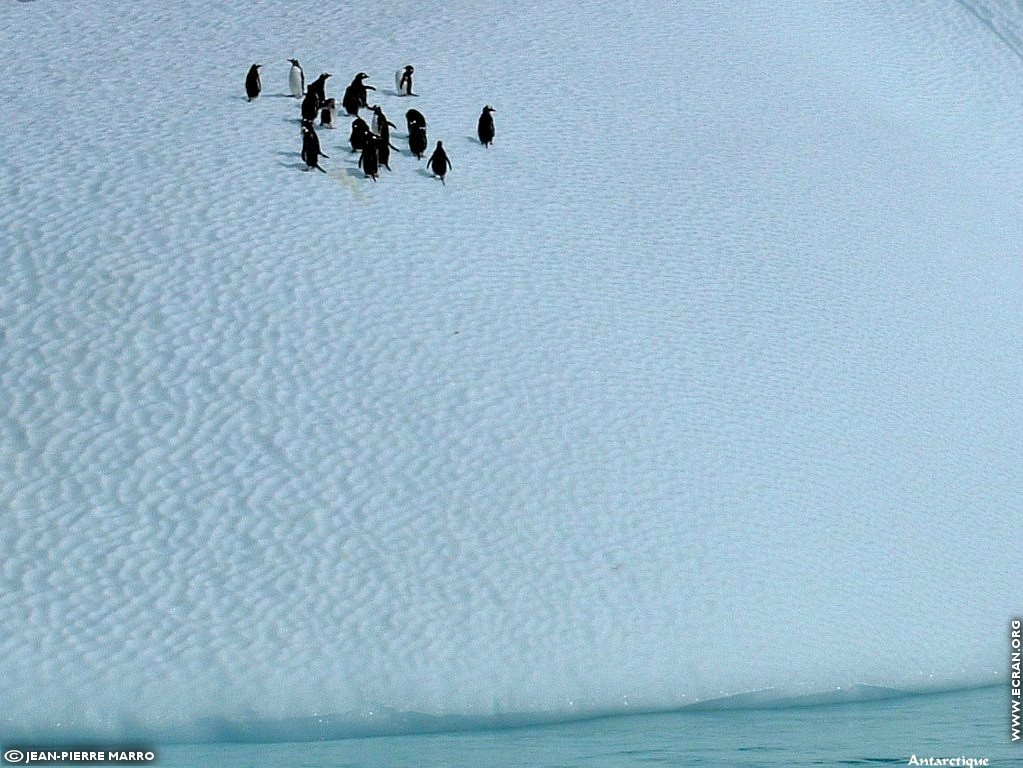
xmin=1 ymin=0 xmax=1022 ymax=742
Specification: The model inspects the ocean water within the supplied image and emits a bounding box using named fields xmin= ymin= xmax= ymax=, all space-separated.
xmin=154 ymin=686 xmax=1016 ymax=767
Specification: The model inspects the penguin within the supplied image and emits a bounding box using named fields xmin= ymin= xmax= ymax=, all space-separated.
xmin=288 ymin=59 xmax=305 ymax=98
xmin=319 ymin=98 xmax=338 ymax=129
xmin=477 ymin=105 xmax=496 ymax=147
xmin=375 ymin=133 xmax=400 ymax=171
xmin=370 ymin=105 xmax=396 ymax=139
xmin=350 ymin=117 xmax=371 ymax=152
xmin=396 ymin=65 xmax=415 ymax=96
xmin=306 ymin=73 xmax=331 ymax=105
xmin=348 ymin=72 xmax=376 ymax=109
xmin=342 ymin=84 xmax=361 ymax=117
xmin=301 ymin=89 xmax=321 ymax=121
xmin=301 ymin=123 xmax=329 ymax=173
xmin=408 ymin=121 xmax=428 ymax=159
xmin=358 ymin=137 xmax=380 ymax=181
xmin=245 ymin=64 xmax=262 ymax=101
xmin=427 ymin=140 xmax=451 ymax=184
xmin=405 ymin=108 xmax=426 ymax=133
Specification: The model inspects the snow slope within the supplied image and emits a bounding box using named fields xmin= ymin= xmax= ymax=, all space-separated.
xmin=1 ymin=0 xmax=1022 ymax=741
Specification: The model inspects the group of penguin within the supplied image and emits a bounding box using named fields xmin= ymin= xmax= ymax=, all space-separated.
xmin=244 ymin=60 xmax=496 ymax=184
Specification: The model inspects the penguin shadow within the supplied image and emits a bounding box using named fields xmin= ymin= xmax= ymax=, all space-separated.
xmin=344 ymin=168 xmax=368 ymax=180
xmin=416 ymin=169 xmax=437 ymax=180
xmin=465 ymin=136 xmax=482 ymax=146
xmin=278 ymin=160 xmax=313 ymax=172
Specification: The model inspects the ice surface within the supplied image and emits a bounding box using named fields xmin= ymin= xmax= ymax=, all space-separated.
xmin=1 ymin=0 xmax=1022 ymax=741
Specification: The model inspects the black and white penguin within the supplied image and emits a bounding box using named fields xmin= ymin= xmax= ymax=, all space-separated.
xmin=350 ymin=117 xmax=371 ymax=152
xmin=245 ymin=64 xmax=262 ymax=101
xmin=301 ymin=123 xmax=329 ymax=173
xmin=427 ymin=141 xmax=451 ymax=184
xmin=301 ymin=89 xmax=321 ymax=121
xmin=477 ymin=105 xmax=496 ymax=147
xmin=370 ymin=105 xmax=396 ymax=139
xmin=307 ymin=73 xmax=331 ymax=105
xmin=358 ymin=138 xmax=380 ymax=181
xmin=408 ymin=121 xmax=428 ymax=159
xmin=348 ymin=72 xmax=375 ymax=109
xmin=319 ymin=98 xmax=338 ymax=129
xmin=375 ymin=133 xmax=399 ymax=171
xmin=342 ymin=85 xmax=360 ymax=117
xmin=395 ymin=65 xmax=415 ymax=96
xmin=288 ymin=59 xmax=305 ymax=98
xmin=405 ymin=108 xmax=426 ymax=134
xmin=341 ymin=85 xmax=359 ymax=117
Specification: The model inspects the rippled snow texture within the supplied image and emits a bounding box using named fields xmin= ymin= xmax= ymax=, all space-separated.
xmin=1 ymin=0 xmax=1022 ymax=741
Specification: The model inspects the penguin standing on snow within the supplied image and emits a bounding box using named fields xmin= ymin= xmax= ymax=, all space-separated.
xmin=342 ymin=84 xmax=360 ymax=116
xmin=349 ymin=72 xmax=375 ymax=108
xmin=288 ymin=59 xmax=305 ymax=98
xmin=245 ymin=64 xmax=262 ymax=100
xmin=396 ymin=65 xmax=415 ymax=96
xmin=371 ymin=107 xmax=398 ymax=166
xmin=319 ymin=98 xmax=338 ymax=128
xmin=477 ymin=105 xmax=496 ymax=147
xmin=306 ymin=73 xmax=331 ymax=106
xmin=405 ymin=108 xmax=426 ymax=134
xmin=427 ymin=140 xmax=451 ymax=184
xmin=301 ymin=122 xmax=329 ymax=173
xmin=301 ymin=89 xmax=321 ymax=121
xmin=370 ymin=105 xmax=396 ymax=138
xmin=408 ymin=121 xmax=428 ymax=159
xmin=375 ymin=133 xmax=400 ymax=171
xmin=358 ymin=138 xmax=380 ymax=181
xmin=350 ymin=117 xmax=372 ymax=152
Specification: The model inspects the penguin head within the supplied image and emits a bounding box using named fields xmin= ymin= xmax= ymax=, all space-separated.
xmin=483 ymin=105 xmax=495 ymax=113
xmin=356 ymin=72 xmax=369 ymax=81
xmin=288 ymin=59 xmax=300 ymax=66
xmin=405 ymin=65 xmax=414 ymax=72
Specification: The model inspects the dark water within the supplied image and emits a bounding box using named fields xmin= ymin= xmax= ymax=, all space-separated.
xmin=157 ymin=686 xmax=1016 ymax=767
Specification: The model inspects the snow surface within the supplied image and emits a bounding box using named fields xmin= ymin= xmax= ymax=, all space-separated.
xmin=1 ymin=0 xmax=1022 ymax=742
